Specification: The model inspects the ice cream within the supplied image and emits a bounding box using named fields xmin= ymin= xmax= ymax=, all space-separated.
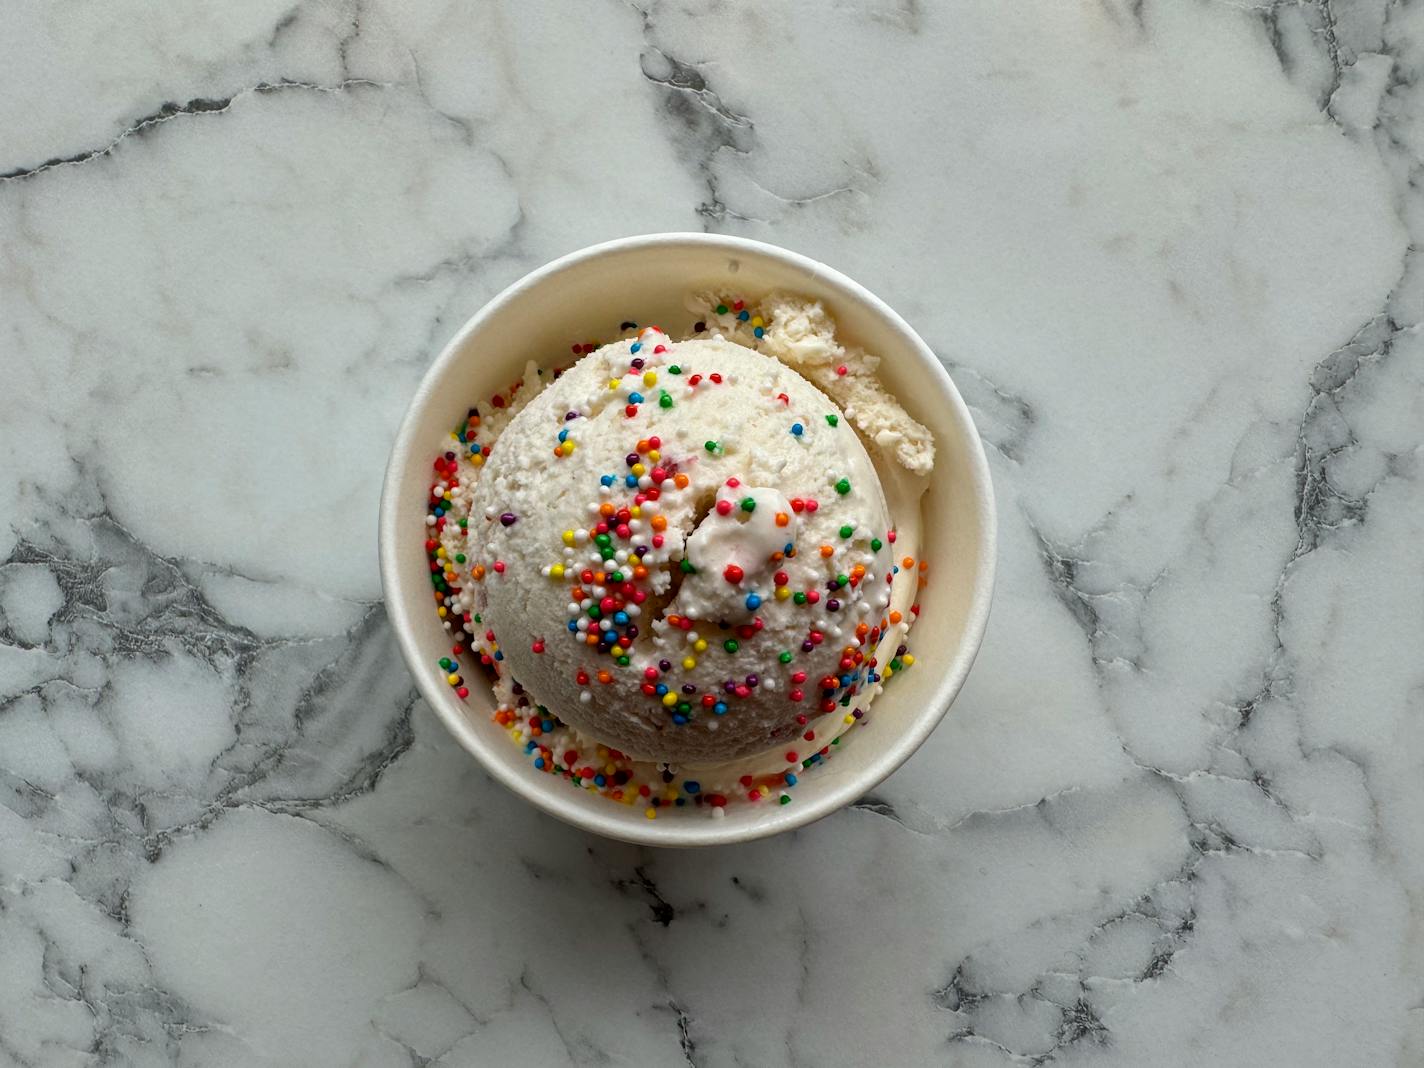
xmin=426 ymin=295 xmax=931 ymax=813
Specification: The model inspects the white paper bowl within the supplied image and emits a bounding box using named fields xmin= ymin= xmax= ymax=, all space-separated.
xmin=379 ymin=234 xmax=995 ymax=846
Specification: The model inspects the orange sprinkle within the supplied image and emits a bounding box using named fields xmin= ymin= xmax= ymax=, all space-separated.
xmin=594 ymin=571 xmax=606 ymax=583
xmin=674 ymin=473 xmax=690 ymax=489
xmin=775 ymin=512 xmax=790 ymax=527
xmin=820 ymin=545 xmax=834 ymax=558
xmin=472 ymin=565 xmax=486 ymax=580
xmin=889 ymin=610 xmax=903 ymax=624
xmin=633 ymin=565 xmax=649 ymax=580
xmin=855 ymin=622 xmax=869 ymax=638
xmin=651 ymin=515 xmax=668 ymax=532
xmin=597 ymin=670 xmax=613 ymax=684
xmin=902 ymin=556 xmax=915 ymax=569
xmin=599 ymin=502 xmax=616 ymax=518
xmin=585 ymin=633 xmax=599 ymax=646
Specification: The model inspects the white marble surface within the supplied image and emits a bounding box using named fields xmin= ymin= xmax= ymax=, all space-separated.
xmin=1 ymin=1 xmax=1421 ymax=1064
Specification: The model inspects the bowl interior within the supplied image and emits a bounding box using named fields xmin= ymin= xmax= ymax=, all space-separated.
xmin=380 ymin=234 xmax=994 ymax=846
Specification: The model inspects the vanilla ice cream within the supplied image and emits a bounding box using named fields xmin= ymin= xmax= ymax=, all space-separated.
xmin=428 ymin=295 xmax=931 ymax=812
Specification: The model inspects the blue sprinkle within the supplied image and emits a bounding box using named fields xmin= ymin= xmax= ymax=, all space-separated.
xmin=600 ymin=474 xmax=614 ymax=487
xmin=525 ymin=741 xmax=537 ymax=753
xmin=493 ymin=650 xmax=503 ymax=661
xmin=714 ymin=701 xmax=728 ymax=716
xmin=567 ymin=621 xmax=578 ymax=632
xmin=541 ymin=719 xmax=554 ymax=731
xmin=783 ymin=542 xmax=794 ymax=554
xmin=892 ymin=565 xmax=900 ymax=574
xmin=745 ymin=593 xmax=762 ymax=610
xmin=791 ymin=423 xmax=803 ymax=436
xmin=784 ymin=773 xmax=797 ymax=786
xmin=594 ymin=774 xmax=607 ymax=786
xmin=672 ymin=714 xmax=688 ymax=725
xmin=625 ymin=474 xmax=639 ymax=488
xmin=614 ymin=611 xmax=629 ymax=625
xmin=631 ymin=342 xmax=642 ymax=353
xmin=675 ymin=797 xmax=686 ymax=806
xmin=558 ymin=428 xmax=569 ymax=442
xmin=754 ymin=326 xmax=765 ymax=338
xmin=737 ymin=310 xmax=750 ymax=321
xmin=683 ymin=780 xmax=701 ymax=794
xmin=534 ymin=757 xmax=545 ymax=769
xmin=629 ymin=392 xmax=644 ymax=404
xmin=433 ymin=507 xmax=444 ymax=517
xmin=655 ymin=684 xmax=668 ymax=696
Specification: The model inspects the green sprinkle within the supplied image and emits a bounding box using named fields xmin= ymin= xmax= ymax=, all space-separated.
xmin=659 ymin=392 xmax=673 ymax=409
xmin=474 ymin=614 xmax=482 ymax=623
xmin=779 ymin=795 xmax=791 ymax=805
xmin=793 ymin=591 xmax=808 ymax=605
xmin=454 ymin=553 xmax=466 ymax=564
xmin=617 ymin=655 xmax=631 ymax=666
xmin=779 ymin=651 xmax=793 ymax=664
xmin=599 ymin=547 xmax=615 ymax=560
xmin=679 ymin=559 xmax=697 ymax=574
xmin=439 ymin=658 xmax=453 ymax=670
xmin=610 ymin=571 xmax=624 ymax=582
xmin=677 ymin=701 xmax=691 ymax=714
xmin=826 ymin=414 xmax=839 ymax=427
xmin=890 ymin=658 xmax=904 ymax=671
xmin=716 ymin=304 xmax=728 ymax=315
xmin=724 ymin=639 xmax=739 ymax=653
xmin=871 ymin=538 xmax=883 ymax=551
xmin=587 ymin=606 xmax=602 ymax=619
xmin=669 ymin=365 xmax=681 ymax=374
xmin=704 ymin=440 xmax=718 ymax=453
xmin=835 ymin=478 xmax=851 ymax=495
xmin=459 ymin=518 xmax=468 ymax=529
xmin=595 ymin=533 xmax=611 ymax=547
xmin=839 ymin=525 xmax=853 ymax=538
xmin=740 ymin=497 xmax=756 ymax=513
xmin=836 ymin=574 xmax=849 ymax=587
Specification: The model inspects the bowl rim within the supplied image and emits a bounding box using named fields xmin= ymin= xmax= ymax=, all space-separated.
xmin=378 ymin=232 xmax=997 ymax=846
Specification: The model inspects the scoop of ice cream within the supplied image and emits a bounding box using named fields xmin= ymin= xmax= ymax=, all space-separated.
xmin=458 ymin=328 xmax=906 ymax=764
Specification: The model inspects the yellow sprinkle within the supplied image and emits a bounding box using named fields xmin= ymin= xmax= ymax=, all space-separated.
xmin=549 ymin=563 xmax=565 ymax=579
xmin=903 ymin=654 xmax=915 ymax=666
xmin=562 ymin=530 xmax=575 ymax=546
xmin=605 ymin=763 xmax=615 ymax=775
xmin=648 ymin=449 xmax=660 ymax=462
xmin=844 ymin=714 xmax=855 ymax=724
xmin=664 ymin=788 xmax=678 ymax=802
xmin=611 ymin=645 xmax=625 ymax=658
xmin=682 ymin=656 xmax=697 ymax=670
xmin=694 ymin=639 xmax=708 ymax=652
xmin=631 ymin=463 xmax=646 ymax=476
xmin=630 ymin=506 xmax=641 ymax=518
xmin=450 ymin=431 xmax=459 ymax=440
xmin=662 ymin=693 xmax=678 ymax=707
xmin=608 ymin=379 xmax=620 ymax=389
xmin=751 ymin=315 xmax=764 ymax=328
xmin=435 ymin=547 xmax=447 ymax=558
xmin=775 ymin=587 xmax=792 ymax=600
xmin=645 ymin=808 xmax=656 ymax=819
xmin=437 ymin=607 xmax=447 ymax=618
xmin=643 ymin=371 xmax=657 ymax=386
xmin=471 ymin=453 xmax=484 ymax=466
xmin=560 ymin=442 xmax=575 ymax=455
xmin=883 ymin=667 xmax=894 ymax=679
xmin=446 ymin=673 xmax=459 ymax=685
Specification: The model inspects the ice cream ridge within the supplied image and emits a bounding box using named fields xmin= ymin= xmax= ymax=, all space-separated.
xmin=427 ymin=295 xmax=934 ymax=816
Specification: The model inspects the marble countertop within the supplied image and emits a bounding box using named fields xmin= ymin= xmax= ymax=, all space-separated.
xmin=2 ymin=1 xmax=1421 ymax=1065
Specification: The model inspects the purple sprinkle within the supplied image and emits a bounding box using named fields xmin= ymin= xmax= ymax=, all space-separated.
xmin=500 ymin=513 xmax=517 ymax=527
xmin=631 ymin=357 xmax=645 ymax=370
xmin=723 ymin=680 xmax=736 ymax=694
xmin=512 ymin=682 xmax=524 ymax=695
xmin=659 ymin=659 xmax=672 ymax=672
xmin=801 ymin=640 xmax=814 ymax=652
xmin=744 ymin=674 xmax=759 ymax=687
xmin=565 ymin=411 xmax=580 ymax=421
xmin=634 ymin=545 xmax=649 ymax=557
xmin=625 ymin=624 xmax=639 ymax=639
xmin=681 ymin=683 xmax=696 ymax=694
xmin=852 ymin=709 xmax=864 ymax=719
xmin=625 ymin=453 xmax=639 ymax=467
xmin=896 ymin=644 xmax=908 ymax=656
xmin=826 ymin=599 xmax=840 ymax=612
